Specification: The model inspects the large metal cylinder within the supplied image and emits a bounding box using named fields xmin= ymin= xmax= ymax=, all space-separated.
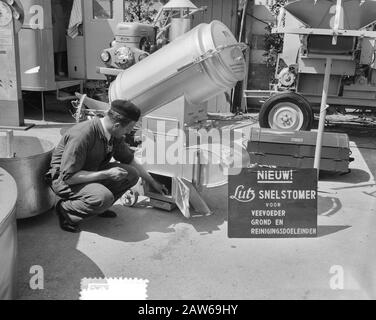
xmin=0 ymin=168 xmax=18 ymax=300
xmin=109 ymin=21 xmax=246 ymax=116
xmin=169 ymin=18 xmax=192 ymax=41
xmin=0 ymin=136 xmax=55 ymax=219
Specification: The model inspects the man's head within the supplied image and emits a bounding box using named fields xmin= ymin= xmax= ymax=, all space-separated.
xmin=106 ymin=100 xmax=141 ymax=138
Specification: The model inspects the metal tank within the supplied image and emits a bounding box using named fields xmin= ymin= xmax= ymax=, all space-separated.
xmin=0 ymin=133 xmax=55 ymax=219
xmin=0 ymin=168 xmax=18 ymax=300
xmin=109 ymin=20 xmax=246 ymax=116
xmin=163 ymin=0 xmax=198 ymax=42
xmin=18 ymin=0 xmax=55 ymax=91
xmin=283 ymin=0 xmax=376 ymax=30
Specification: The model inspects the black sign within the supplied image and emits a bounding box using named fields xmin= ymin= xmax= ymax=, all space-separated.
xmin=228 ymin=167 xmax=318 ymax=238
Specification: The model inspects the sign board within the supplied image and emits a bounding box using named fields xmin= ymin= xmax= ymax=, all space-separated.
xmin=228 ymin=167 xmax=318 ymax=238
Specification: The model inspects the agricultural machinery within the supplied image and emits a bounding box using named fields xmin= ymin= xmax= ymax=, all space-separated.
xmin=248 ymin=0 xmax=376 ymax=132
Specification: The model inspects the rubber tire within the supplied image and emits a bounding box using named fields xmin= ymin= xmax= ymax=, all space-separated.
xmin=259 ymin=92 xmax=314 ymax=131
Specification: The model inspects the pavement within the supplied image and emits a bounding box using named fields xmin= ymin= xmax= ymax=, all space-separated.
xmin=10 ymin=105 xmax=376 ymax=300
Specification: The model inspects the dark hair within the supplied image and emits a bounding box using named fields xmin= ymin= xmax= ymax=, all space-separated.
xmin=107 ymin=109 xmax=133 ymax=127
xmin=108 ymin=100 xmax=141 ymax=126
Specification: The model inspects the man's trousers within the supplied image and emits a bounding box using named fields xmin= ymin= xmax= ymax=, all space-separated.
xmin=51 ymin=163 xmax=140 ymax=219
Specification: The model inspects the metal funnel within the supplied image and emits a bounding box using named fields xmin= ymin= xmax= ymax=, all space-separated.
xmin=285 ymin=0 xmax=376 ymax=30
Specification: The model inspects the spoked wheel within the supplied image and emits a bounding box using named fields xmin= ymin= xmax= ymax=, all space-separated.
xmin=259 ymin=92 xmax=313 ymax=131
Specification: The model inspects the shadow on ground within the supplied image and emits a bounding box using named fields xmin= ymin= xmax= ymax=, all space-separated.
xmin=16 ymin=210 xmax=104 ymax=300
xmin=318 ymin=195 xmax=342 ymax=217
xmin=83 ymin=206 xmax=226 ymax=242
xmin=320 ymin=169 xmax=371 ymax=184
xmin=317 ymin=195 xmax=351 ymax=237
xmin=317 ymin=125 xmax=376 ymax=239
xmin=317 ymin=225 xmax=351 ymax=237
xmin=328 ymin=125 xmax=376 ymax=179
xmin=82 ymin=186 xmax=229 ymax=243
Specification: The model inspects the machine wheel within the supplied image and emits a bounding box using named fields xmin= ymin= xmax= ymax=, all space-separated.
xmin=259 ymin=92 xmax=313 ymax=131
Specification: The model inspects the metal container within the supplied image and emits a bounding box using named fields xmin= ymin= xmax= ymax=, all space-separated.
xmin=109 ymin=20 xmax=246 ymax=116
xmin=19 ymin=0 xmax=55 ymax=91
xmin=0 ymin=136 xmax=55 ymax=219
xmin=0 ymin=168 xmax=18 ymax=300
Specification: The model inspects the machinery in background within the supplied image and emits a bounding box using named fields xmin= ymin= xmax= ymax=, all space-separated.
xmin=245 ymin=0 xmax=376 ymax=132
xmin=67 ymin=0 xmax=207 ymax=81
xmin=98 ymin=22 xmax=157 ymax=83
xmin=75 ymin=1 xmax=213 ymax=166
xmin=0 ymin=0 xmax=25 ymax=128
xmin=18 ymin=0 xmax=84 ymax=122
xmin=67 ymin=0 xmax=133 ymax=80
xmin=19 ymin=0 xmax=55 ymax=92
xmin=97 ymin=0 xmax=207 ymax=82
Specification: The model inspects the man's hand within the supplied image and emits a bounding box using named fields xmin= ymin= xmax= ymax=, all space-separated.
xmin=105 ymin=167 xmax=129 ymax=182
xmin=129 ymin=158 xmax=168 ymax=195
xmin=151 ymin=180 xmax=169 ymax=195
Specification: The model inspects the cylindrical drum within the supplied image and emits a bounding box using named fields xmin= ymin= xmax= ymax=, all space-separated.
xmin=0 ymin=136 xmax=55 ymax=219
xmin=109 ymin=21 xmax=246 ymax=116
xmin=169 ymin=18 xmax=192 ymax=41
xmin=0 ymin=168 xmax=18 ymax=300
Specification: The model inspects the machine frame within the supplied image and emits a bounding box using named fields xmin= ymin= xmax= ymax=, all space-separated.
xmin=245 ymin=0 xmax=376 ymax=132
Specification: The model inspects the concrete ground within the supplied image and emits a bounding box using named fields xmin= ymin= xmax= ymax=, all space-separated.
xmin=12 ymin=103 xmax=376 ymax=300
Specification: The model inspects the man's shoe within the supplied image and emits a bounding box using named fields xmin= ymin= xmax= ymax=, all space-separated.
xmin=56 ymin=200 xmax=81 ymax=233
xmin=98 ymin=210 xmax=118 ymax=219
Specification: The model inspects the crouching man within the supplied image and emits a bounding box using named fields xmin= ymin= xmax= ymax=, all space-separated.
xmin=47 ymin=100 xmax=167 ymax=233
